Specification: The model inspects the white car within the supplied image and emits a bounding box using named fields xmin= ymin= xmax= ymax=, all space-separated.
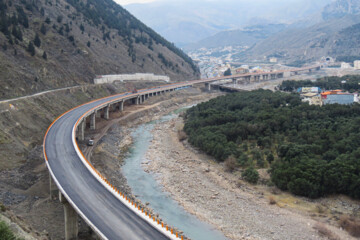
xmin=87 ymin=139 xmax=94 ymax=146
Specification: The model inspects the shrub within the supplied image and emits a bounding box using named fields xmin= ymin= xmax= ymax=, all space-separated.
xmin=177 ymin=130 xmax=187 ymax=142
xmin=242 ymin=167 xmax=259 ymax=184
xmin=339 ymin=215 xmax=360 ymax=237
xmin=268 ymin=195 xmax=277 ymax=205
xmin=313 ymin=222 xmax=340 ymax=240
xmin=0 ymin=203 xmax=5 ymax=212
xmin=224 ymin=156 xmax=237 ymax=172
xmin=0 ymin=221 xmax=19 ymax=240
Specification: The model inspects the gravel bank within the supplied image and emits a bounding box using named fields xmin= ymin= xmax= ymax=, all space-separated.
xmin=144 ymin=118 xmax=355 ymax=240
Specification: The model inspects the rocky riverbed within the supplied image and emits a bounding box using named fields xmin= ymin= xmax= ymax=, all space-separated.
xmin=143 ymin=117 xmax=358 ymax=240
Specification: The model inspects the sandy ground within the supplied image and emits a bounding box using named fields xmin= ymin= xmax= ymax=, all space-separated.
xmin=143 ymin=117 xmax=357 ymax=240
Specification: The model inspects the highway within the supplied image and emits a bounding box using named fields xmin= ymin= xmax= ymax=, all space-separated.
xmin=43 ymin=65 xmax=320 ymax=240
xmin=44 ymin=89 xmax=179 ymax=240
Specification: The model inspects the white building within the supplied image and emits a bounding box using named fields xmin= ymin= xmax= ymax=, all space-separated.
xmin=269 ymin=57 xmax=278 ymax=63
xmin=341 ymin=62 xmax=352 ymax=69
xmin=354 ymin=60 xmax=360 ymax=70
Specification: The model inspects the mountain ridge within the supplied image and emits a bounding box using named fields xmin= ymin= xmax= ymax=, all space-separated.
xmin=0 ymin=0 xmax=199 ymax=100
xmin=235 ymin=0 xmax=360 ymax=64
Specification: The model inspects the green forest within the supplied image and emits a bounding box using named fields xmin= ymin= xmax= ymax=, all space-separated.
xmin=279 ymin=75 xmax=360 ymax=92
xmin=184 ymin=90 xmax=360 ymax=199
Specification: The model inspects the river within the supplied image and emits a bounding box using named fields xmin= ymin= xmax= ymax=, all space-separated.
xmin=121 ymin=109 xmax=227 ymax=240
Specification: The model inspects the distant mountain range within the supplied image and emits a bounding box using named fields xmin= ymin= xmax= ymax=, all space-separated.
xmin=184 ymin=24 xmax=287 ymax=51
xmin=235 ymin=0 xmax=360 ymax=64
xmin=123 ymin=0 xmax=332 ymax=46
xmin=322 ymin=0 xmax=360 ymax=20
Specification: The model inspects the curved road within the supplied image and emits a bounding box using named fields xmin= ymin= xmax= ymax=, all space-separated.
xmin=44 ymin=86 xmax=187 ymax=239
xmin=43 ymin=65 xmax=320 ymax=240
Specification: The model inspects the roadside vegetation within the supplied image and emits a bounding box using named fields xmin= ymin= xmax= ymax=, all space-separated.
xmin=279 ymin=75 xmax=360 ymax=92
xmin=0 ymin=221 xmax=22 ymax=240
xmin=184 ymin=89 xmax=360 ymax=199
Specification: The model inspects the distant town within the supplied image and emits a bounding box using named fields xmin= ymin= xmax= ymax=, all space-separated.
xmin=188 ymin=46 xmax=360 ymax=80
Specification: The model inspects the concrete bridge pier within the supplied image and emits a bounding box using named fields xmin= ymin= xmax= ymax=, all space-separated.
xmin=59 ymin=192 xmax=78 ymax=240
xmin=79 ymin=120 xmax=85 ymax=141
xmin=103 ymin=105 xmax=110 ymax=120
xmin=119 ymin=101 xmax=124 ymax=111
xmin=205 ymin=83 xmax=211 ymax=91
xmin=49 ymin=175 xmax=58 ymax=199
xmin=283 ymin=72 xmax=291 ymax=78
xmin=90 ymin=112 xmax=96 ymax=130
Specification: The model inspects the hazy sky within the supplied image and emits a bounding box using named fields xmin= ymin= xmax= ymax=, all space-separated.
xmin=116 ymin=0 xmax=333 ymax=6
xmin=115 ymin=0 xmax=157 ymax=5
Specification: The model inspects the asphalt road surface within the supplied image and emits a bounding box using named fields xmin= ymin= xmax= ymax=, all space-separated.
xmin=44 ymin=90 xmax=172 ymax=240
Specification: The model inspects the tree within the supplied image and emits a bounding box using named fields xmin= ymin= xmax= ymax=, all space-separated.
xmin=266 ymin=153 xmax=274 ymax=164
xmin=34 ymin=33 xmax=41 ymax=47
xmin=87 ymin=41 xmax=90 ymax=47
xmin=224 ymin=68 xmax=232 ymax=76
xmin=11 ymin=26 xmax=22 ymax=41
xmin=40 ymin=23 xmax=46 ymax=35
xmin=57 ymin=15 xmax=62 ymax=23
xmin=27 ymin=41 xmax=35 ymax=56
xmin=42 ymin=51 xmax=47 ymax=60
xmin=242 ymin=167 xmax=259 ymax=184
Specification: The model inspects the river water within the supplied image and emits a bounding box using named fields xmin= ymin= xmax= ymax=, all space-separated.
xmin=121 ymin=109 xmax=227 ymax=240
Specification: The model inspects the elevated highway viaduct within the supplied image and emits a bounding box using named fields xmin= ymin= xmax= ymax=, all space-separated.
xmin=44 ymin=65 xmax=321 ymax=240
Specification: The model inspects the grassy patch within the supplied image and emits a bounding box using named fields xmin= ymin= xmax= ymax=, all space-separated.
xmin=0 ymin=130 xmax=12 ymax=144
xmin=0 ymin=221 xmax=22 ymax=240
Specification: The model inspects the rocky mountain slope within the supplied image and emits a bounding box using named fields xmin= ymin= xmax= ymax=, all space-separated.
xmin=184 ymin=24 xmax=287 ymax=51
xmin=236 ymin=0 xmax=360 ymax=64
xmin=322 ymin=0 xmax=360 ymax=20
xmin=0 ymin=0 xmax=199 ymax=100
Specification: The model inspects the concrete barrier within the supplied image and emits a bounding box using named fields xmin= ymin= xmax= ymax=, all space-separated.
xmin=94 ymin=73 xmax=170 ymax=84
xmin=72 ymin=88 xmax=185 ymax=239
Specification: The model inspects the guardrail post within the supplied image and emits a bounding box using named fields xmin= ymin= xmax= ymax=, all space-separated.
xmin=59 ymin=192 xmax=78 ymax=240
xmin=90 ymin=112 xmax=96 ymax=130
xmin=104 ymin=105 xmax=110 ymax=120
